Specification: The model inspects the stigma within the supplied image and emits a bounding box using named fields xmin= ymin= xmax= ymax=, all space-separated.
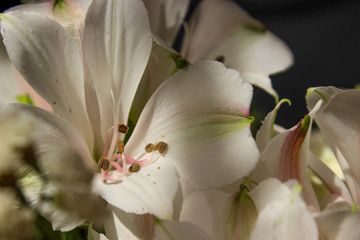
xmin=98 ymin=123 xmax=168 ymax=183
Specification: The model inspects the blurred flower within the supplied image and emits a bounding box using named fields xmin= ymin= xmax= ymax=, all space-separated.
xmin=0 ymin=189 xmax=35 ymax=240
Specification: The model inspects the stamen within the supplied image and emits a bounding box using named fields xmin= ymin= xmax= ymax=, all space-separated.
xmin=145 ymin=143 xmax=155 ymax=153
xmin=118 ymin=140 xmax=124 ymax=154
xmin=118 ymin=124 xmax=129 ymax=134
xmin=155 ymin=141 xmax=168 ymax=153
xmin=98 ymin=157 xmax=110 ymax=170
xmin=129 ymin=163 xmax=140 ymax=173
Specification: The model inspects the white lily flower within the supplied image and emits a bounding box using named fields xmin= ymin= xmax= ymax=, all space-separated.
xmin=250 ymin=99 xmax=322 ymax=211
xmin=1 ymin=0 xmax=258 ymax=229
xmin=143 ymin=0 xmax=293 ymax=100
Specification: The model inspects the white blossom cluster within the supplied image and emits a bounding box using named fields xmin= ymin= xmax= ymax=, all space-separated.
xmin=0 ymin=0 xmax=358 ymax=239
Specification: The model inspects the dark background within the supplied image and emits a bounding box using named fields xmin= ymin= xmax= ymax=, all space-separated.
xmin=1 ymin=0 xmax=360 ymax=128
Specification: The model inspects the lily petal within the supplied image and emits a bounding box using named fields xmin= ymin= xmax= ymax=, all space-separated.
xmin=307 ymin=88 xmax=360 ymax=203
xmin=83 ymin=0 xmax=152 ymax=140
xmin=316 ymin=201 xmax=360 ymax=240
xmin=256 ymin=99 xmax=291 ymax=152
xmin=0 ymin=35 xmax=20 ymax=106
xmin=251 ymin=101 xmax=322 ymax=210
xmin=129 ymin=36 xmax=180 ymax=125
xmin=249 ymin=178 xmax=318 ymax=240
xmin=142 ymin=0 xmax=190 ymax=46
xmin=0 ymin=11 xmax=94 ymax=149
xmin=181 ymin=0 xmax=293 ymax=98
xmin=93 ymin=156 xmax=178 ymax=219
xmin=126 ymin=61 xmax=259 ymax=189
xmin=154 ymin=219 xmax=213 ymax=240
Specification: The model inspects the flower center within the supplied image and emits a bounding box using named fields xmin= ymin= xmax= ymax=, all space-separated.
xmin=97 ymin=123 xmax=168 ymax=183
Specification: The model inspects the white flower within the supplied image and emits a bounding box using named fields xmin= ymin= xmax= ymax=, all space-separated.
xmin=1 ymin=0 xmax=259 ymax=230
xmin=143 ymin=0 xmax=293 ymax=100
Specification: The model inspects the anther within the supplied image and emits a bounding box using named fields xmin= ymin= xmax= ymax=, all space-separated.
xmin=155 ymin=141 xmax=168 ymax=153
xmin=118 ymin=140 xmax=124 ymax=154
xmin=98 ymin=156 xmax=110 ymax=170
xmin=129 ymin=163 xmax=140 ymax=173
xmin=118 ymin=124 xmax=129 ymax=134
xmin=145 ymin=143 xmax=155 ymax=153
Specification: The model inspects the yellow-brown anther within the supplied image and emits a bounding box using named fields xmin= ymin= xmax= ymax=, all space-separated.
xmin=129 ymin=163 xmax=140 ymax=173
xmin=155 ymin=141 xmax=168 ymax=153
xmin=118 ymin=124 xmax=129 ymax=134
xmin=145 ymin=143 xmax=155 ymax=153
xmin=118 ymin=140 xmax=124 ymax=154
xmin=98 ymin=156 xmax=110 ymax=170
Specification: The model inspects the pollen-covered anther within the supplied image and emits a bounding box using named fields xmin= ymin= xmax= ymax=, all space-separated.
xmin=118 ymin=124 xmax=129 ymax=134
xmin=145 ymin=143 xmax=155 ymax=153
xmin=97 ymin=156 xmax=110 ymax=170
xmin=129 ymin=163 xmax=140 ymax=173
xmin=155 ymin=141 xmax=168 ymax=153
xmin=118 ymin=140 xmax=124 ymax=154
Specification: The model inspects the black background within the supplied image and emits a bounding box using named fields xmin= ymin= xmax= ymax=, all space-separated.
xmin=1 ymin=0 xmax=359 ymax=128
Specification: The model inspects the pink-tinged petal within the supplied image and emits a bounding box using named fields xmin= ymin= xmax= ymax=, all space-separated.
xmin=126 ymin=61 xmax=259 ymax=189
xmin=93 ymin=156 xmax=178 ymax=219
xmin=83 ymin=0 xmax=152 ymax=141
xmin=307 ymin=88 xmax=360 ymax=203
xmin=0 ymin=11 xmax=94 ymax=150
xmin=154 ymin=219 xmax=213 ymax=240
xmin=181 ymin=0 xmax=293 ymax=98
xmin=256 ymin=99 xmax=291 ymax=152
xmin=251 ymin=101 xmax=322 ymax=210
xmin=249 ymin=178 xmax=318 ymax=240
xmin=142 ymin=0 xmax=190 ymax=46
xmin=129 ymin=36 xmax=180 ymax=125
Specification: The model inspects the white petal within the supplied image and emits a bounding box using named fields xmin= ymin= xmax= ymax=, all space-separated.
xmin=316 ymin=202 xmax=360 ymax=240
xmin=126 ymin=61 xmax=259 ymax=189
xmin=103 ymin=206 xmax=146 ymax=240
xmin=256 ymin=99 xmax=291 ymax=152
xmin=129 ymin=36 xmax=179 ymax=125
xmin=307 ymin=88 xmax=360 ymax=202
xmin=308 ymin=153 xmax=353 ymax=203
xmin=142 ymin=0 xmax=190 ymax=46
xmin=251 ymin=106 xmax=320 ymax=210
xmin=249 ymin=178 xmax=318 ymax=240
xmin=0 ymin=35 xmax=20 ymax=106
xmin=180 ymin=190 xmax=232 ymax=239
xmin=83 ymin=0 xmax=152 ymax=140
xmin=155 ymin=219 xmax=213 ymax=240
xmin=93 ymin=156 xmax=178 ymax=219
xmin=0 ymin=11 xmax=94 ymax=149
xmin=181 ymin=0 xmax=293 ymax=97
